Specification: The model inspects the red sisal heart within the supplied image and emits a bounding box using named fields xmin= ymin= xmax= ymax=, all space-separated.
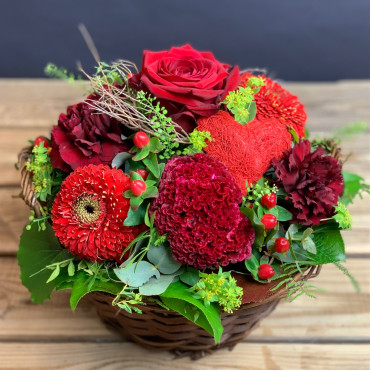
xmin=197 ymin=111 xmax=292 ymax=194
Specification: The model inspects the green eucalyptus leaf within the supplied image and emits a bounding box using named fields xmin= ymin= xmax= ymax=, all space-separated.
xmin=111 ymin=152 xmax=131 ymax=169
xmin=147 ymin=243 xmax=182 ymax=274
xmin=302 ymin=227 xmax=314 ymax=241
xmin=139 ymin=274 xmax=175 ymax=296
xmin=114 ymin=261 xmax=160 ymax=287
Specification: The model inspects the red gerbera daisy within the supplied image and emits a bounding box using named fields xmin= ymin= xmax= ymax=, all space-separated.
xmin=51 ymin=164 xmax=142 ymax=262
xmin=241 ymin=73 xmax=307 ymax=137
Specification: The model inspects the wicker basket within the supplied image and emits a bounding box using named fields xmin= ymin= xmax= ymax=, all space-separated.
xmin=18 ymin=146 xmax=322 ymax=359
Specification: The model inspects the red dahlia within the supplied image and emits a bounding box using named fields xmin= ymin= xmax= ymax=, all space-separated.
xmin=51 ymin=164 xmax=142 ymax=262
xmin=272 ymin=140 xmax=344 ymax=225
xmin=241 ymin=73 xmax=307 ymax=138
xmin=150 ymin=153 xmax=255 ymax=269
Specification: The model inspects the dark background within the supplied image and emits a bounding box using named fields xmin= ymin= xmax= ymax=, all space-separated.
xmin=1 ymin=0 xmax=369 ymax=81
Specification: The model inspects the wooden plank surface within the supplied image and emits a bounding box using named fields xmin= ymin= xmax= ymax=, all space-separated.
xmin=0 ymin=79 xmax=369 ymax=369
xmin=1 ymin=343 xmax=369 ymax=370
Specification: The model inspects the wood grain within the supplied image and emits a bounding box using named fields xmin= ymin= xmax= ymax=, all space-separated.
xmin=0 ymin=342 xmax=369 ymax=370
xmin=0 ymin=257 xmax=368 ymax=342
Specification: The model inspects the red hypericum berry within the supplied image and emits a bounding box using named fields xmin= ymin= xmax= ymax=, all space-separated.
xmin=135 ymin=169 xmax=149 ymax=181
xmin=133 ymin=131 xmax=150 ymax=148
xmin=131 ymin=180 xmax=147 ymax=196
xmin=258 ymin=264 xmax=275 ymax=280
xmin=261 ymin=214 xmax=278 ymax=230
xmin=261 ymin=193 xmax=277 ymax=209
xmin=34 ymin=136 xmax=50 ymax=148
xmin=275 ymin=237 xmax=290 ymax=253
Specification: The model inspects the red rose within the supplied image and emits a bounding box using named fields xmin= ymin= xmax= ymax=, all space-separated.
xmin=50 ymin=93 xmax=129 ymax=172
xmin=129 ymin=44 xmax=240 ymax=132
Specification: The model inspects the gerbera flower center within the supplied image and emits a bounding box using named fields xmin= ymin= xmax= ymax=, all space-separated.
xmin=73 ymin=194 xmax=102 ymax=224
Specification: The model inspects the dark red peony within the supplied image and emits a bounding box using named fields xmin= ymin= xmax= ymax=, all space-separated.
xmin=51 ymin=164 xmax=143 ymax=262
xmin=50 ymin=93 xmax=128 ymax=172
xmin=272 ymin=140 xmax=344 ymax=225
xmin=129 ymin=44 xmax=240 ymax=133
xmin=150 ymin=153 xmax=254 ymax=269
xmin=241 ymin=73 xmax=307 ymax=138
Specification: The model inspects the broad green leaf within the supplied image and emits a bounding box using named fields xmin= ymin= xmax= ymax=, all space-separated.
xmin=124 ymin=204 xmax=146 ymax=226
xmin=133 ymin=146 xmax=150 ymax=161
xmin=114 ymin=261 xmax=160 ymax=287
xmin=18 ymin=223 xmax=73 ymax=303
xmin=311 ymin=229 xmax=345 ymax=264
xmin=142 ymin=186 xmax=159 ymax=199
xmin=275 ymin=206 xmax=293 ymax=221
xmin=161 ymin=282 xmax=223 ymax=343
xmin=179 ymin=268 xmax=200 ymax=286
xmin=70 ymin=271 xmax=122 ymax=310
xmin=143 ymin=152 xmax=160 ymax=178
xmin=341 ymin=171 xmax=365 ymax=205
xmin=130 ymin=196 xmax=143 ymax=211
xmin=139 ymin=274 xmax=175 ymax=296
xmin=241 ymin=206 xmax=264 ymax=249
xmin=147 ymin=243 xmax=182 ymax=274
xmin=148 ymin=137 xmax=163 ymax=153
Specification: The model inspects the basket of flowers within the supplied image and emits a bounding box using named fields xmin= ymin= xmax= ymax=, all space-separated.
xmin=17 ymin=45 xmax=364 ymax=359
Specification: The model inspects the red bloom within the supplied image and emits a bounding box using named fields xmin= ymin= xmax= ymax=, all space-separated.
xmin=197 ymin=111 xmax=291 ymax=194
xmin=150 ymin=154 xmax=254 ymax=269
xmin=50 ymin=93 xmax=128 ymax=172
xmin=241 ymin=73 xmax=307 ymax=138
xmin=51 ymin=164 xmax=142 ymax=262
xmin=272 ymin=140 xmax=344 ymax=225
xmin=129 ymin=44 xmax=240 ymax=133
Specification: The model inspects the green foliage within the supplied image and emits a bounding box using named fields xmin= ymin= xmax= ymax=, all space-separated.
xmin=136 ymin=91 xmax=179 ymax=159
xmin=179 ymin=268 xmax=200 ymax=286
xmin=190 ymin=268 xmax=243 ymax=313
xmin=114 ymin=261 xmax=160 ymax=287
xmin=26 ymin=209 xmax=50 ymax=232
xmin=44 ymin=63 xmax=81 ymax=82
xmin=147 ymin=243 xmax=182 ymax=274
xmin=112 ymin=287 xmax=144 ymax=314
xmin=341 ymin=171 xmax=370 ymax=205
xmin=270 ymin=264 xmax=326 ymax=302
xmin=240 ymin=206 xmax=265 ymax=250
xmin=160 ymin=281 xmax=223 ymax=343
xmin=26 ymin=143 xmax=53 ymax=202
xmin=222 ymin=77 xmax=265 ymax=125
xmin=18 ymin=222 xmax=74 ymax=303
xmin=182 ymin=129 xmax=213 ymax=155
xmin=94 ymin=61 xmax=125 ymax=85
xmin=332 ymin=261 xmax=360 ymax=292
xmin=332 ymin=202 xmax=353 ymax=229
xmin=243 ymin=179 xmax=278 ymax=207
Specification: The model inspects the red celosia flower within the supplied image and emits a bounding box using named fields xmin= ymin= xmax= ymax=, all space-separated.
xmin=51 ymin=164 xmax=142 ymax=262
xmin=241 ymin=73 xmax=307 ymax=138
xmin=50 ymin=93 xmax=129 ymax=172
xmin=150 ymin=153 xmax=255 ymax=269
xmin=272 ymin=140 xmax=344 ymax=225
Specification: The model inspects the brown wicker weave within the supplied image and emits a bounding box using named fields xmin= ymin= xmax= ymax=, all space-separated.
xmin=18 ymin=145 xmax=322 ymax=359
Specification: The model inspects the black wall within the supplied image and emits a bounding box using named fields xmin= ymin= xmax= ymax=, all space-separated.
xmin=1 ymin=0 xmax=369 ymax=80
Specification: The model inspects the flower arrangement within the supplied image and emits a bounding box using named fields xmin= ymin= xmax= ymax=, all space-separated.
xmin=18 ymin=45 xmax=368 ymax=354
